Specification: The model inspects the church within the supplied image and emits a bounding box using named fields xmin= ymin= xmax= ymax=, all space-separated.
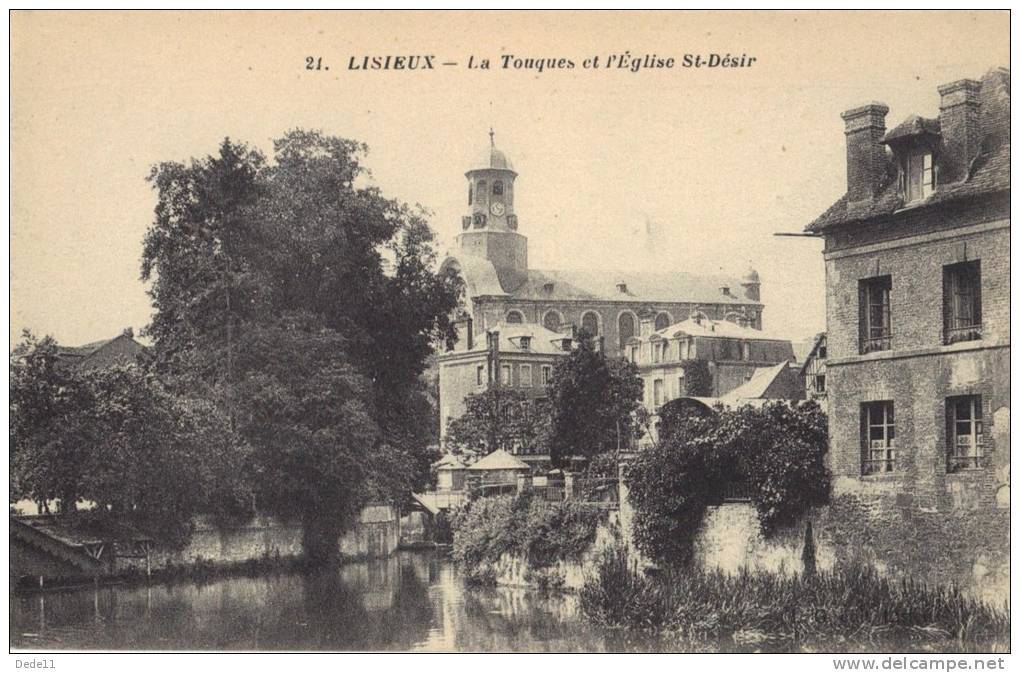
xmin=437 ymin=135 xmax=767 ymax=450
xmin=439 ymin=134 xmax=765 ymax=356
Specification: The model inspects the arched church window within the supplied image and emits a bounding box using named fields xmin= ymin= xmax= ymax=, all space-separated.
xmin=581 ymin=311 xmax=600 ymax=337
xmin=492 ymin=180 xmax=504 ymax=196
xmin=618 ymin=312 xmax=636 ymax=348
xmin=655 ymin=312 xmax=672 ymax=331
xmin=476 ymin=181 xmax=487 ymax=204
xmin=506 ymin=310 xmax=524 ymax=324
xmin=543 ymin=310 xmax=562 ymax=332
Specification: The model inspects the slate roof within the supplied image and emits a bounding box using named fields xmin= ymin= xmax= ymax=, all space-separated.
xmin=806 ymin=68 xmax=1010 ymax=233
xmin=460 ymin=321 xmax=573 ymax=356
xmin=446 ymin=254 xmax=754 ymax=307
xmin=511 ymin=268 xmax=751 ymax=305
xmin=722 ymin=361 xmax=791 ymax=400
xmin=882 ymin=115 xmax=940 ymax=144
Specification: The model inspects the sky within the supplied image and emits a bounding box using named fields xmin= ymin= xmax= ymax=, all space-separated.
xmin=9 ymin=10 xmax=1009 ymax=346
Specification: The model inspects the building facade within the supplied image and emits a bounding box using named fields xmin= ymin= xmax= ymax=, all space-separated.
xmin=440 ymin=136 xmax=765 ymax=360
xmin=626 ymin=310 xmax=797 ymax=410
xmin=800 ymin=332 xmax=828 ymax=409
xmin=437 ymin=319 xmax=570 ymax=451
xmin=806 ymin=68 xmax=1009 ymax=512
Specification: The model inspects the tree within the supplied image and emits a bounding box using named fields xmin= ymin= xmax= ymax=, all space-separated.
xmin=140 ymin=131 xmax=460 ymax=557
xmin=546 ymin=332 xmax=643 ymax=466
xmin=444 ymin=388 xmax=551 ymax=457
xmin=10 ymin=332 xmax=251 ymax=544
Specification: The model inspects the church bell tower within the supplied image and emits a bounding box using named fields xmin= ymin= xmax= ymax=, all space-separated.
xmin=456 ymin=131 xmax=528 ymax=273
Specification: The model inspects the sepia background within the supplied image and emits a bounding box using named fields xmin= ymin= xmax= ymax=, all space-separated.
xmin=9 ymin=10 xmax=1010 ymax=347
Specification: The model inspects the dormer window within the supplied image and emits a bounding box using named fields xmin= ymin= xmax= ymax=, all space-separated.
xmin=903 ymin=151 xmax=935 ymax=202
xmin=519 ymin=336 xmax=532 ymax=351
xmin=883 ymin=115 xmax=940 ymax=205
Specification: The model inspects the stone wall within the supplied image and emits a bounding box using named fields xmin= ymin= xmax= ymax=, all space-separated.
xmin=689 ymin=497 xmax=1009 ymax=604
xmin=338 ymin=504 xmax=400 ymax=560
xmin=120 ymin=505 xmax=401 ymax=571
xmin=134 ymin=514 xmax=305 ymax=570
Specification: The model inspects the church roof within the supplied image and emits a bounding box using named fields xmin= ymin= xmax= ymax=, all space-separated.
xmin=506 ymin=267 xmax=752 ymax=305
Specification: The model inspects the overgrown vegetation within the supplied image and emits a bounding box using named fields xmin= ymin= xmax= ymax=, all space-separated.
xmin=450 ymin=493 xmax=605 ymax=583
xmin=580 ymin=544 xmax=1010 ymax=652
xmin=626 ymin=400 xmax=829 ymax=565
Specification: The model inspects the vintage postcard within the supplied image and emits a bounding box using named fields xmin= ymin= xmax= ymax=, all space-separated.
xmin=8 ymin=9 xmax=1011 ymax=660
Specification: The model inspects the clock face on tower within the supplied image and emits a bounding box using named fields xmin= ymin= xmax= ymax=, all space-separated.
xmin=490 ymin=201 xmax=505 ymax=217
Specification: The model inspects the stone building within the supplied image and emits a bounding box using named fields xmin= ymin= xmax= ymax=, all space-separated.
xmin=800 ymin=332 xmax=828 ymax=409
xmin=625 ymin=310 xmax=797 ymax=409
xmin=440 ymin=135 xmax=764 ymax=359
xmin=438 ymin=319 xmax=570 ymax=452
xmin=802 ymin=67 xmax=1009 ymax=595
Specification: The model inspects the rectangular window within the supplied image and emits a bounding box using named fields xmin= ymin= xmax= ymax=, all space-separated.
xmin=678 ymin=375 xmax=685 ymax=396
xmin=859 ymin=275 xmax=892 ymax=353
xmin=541 ymin=365 xmax=552 ymax=385
xmin=630 ymin=345 xmax=639 ymax=363
xmin=662 ymin=341 xmax=670 ymax=361
xmin=653 ymin=379 xmax=664 ymax=408
xmin=679 ymin=340 xmax=689 ymax=360
xmin=905 ymin=152 xmax=935 ymax=202
xmin=520 ymin=364 xmax=532 ymax=387
xmin=814 ymin=375 xmax=826 ymax=393
xmin=861 ymin=401 xmax=895 ymax=475
xmin=500 ymin=364 xmax=512 ymax=386
xmin=943 ymin=261 xmax=982 ymax=344
xmin=476 ymin=365 xmax=485 ymax=387
xmin=947 ymin=395 xmax=984 ymax=471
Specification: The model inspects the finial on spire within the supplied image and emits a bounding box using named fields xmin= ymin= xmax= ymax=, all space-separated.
xmin=489 ymin=127 xmax=495 ymax=148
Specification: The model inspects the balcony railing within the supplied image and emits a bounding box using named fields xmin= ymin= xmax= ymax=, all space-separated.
xmin=862 ymin=458 xmax=896 ymax=475
xmin=944 ymin=324 xmax=982 ymax=345
xmin=860 ymin=335 xmax=892 ymax=354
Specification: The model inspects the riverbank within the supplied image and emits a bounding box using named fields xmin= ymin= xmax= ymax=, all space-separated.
xmin=578 ymin=544 xmax=1010 ymax=653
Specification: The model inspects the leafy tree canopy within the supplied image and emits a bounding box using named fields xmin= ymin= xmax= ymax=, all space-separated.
xmin=444 ymin=387 xmax=551 ymax=458
xmin=547 ymin=331 xmax=644 ymax=466
xmin=10 ymin=332 xmax=251 ymax=544
xmin=139 ymin=131 xmax=460 ymax=557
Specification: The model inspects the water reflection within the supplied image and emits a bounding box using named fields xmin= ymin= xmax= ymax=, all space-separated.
xmin=10 ymin=551 xmax=631 ymax=652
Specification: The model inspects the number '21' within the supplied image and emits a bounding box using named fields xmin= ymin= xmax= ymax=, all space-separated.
xmin=306 ymin=57 xmax=325 ymax=70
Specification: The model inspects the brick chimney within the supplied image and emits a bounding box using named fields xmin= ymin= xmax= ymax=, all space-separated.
xmin=937 ymin=79 xmax=982 ymax=184
xmin=841 ymin=103 xmax=890 ymax=202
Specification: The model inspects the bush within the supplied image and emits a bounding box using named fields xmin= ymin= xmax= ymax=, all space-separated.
xmin=450 ymin=493 xmax=605 ymax=580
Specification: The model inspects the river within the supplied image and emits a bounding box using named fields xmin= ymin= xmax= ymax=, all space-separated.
xmin=10 ymin=551 xmax=659 ymax=652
